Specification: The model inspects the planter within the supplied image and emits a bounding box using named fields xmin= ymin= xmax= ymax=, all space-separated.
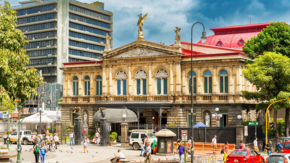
xmin=113 ymin=140 xmax=117 ymax=144
xmin=110 ymin=142 xmax=113 ymax=146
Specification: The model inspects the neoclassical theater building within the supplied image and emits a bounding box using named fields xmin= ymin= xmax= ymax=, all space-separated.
xmin=60 ymin=22 xmax=271 ymax=131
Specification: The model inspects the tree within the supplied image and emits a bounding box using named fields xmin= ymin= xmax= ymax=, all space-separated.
xmin=243 ymin=22 xmax=290 ymax=59
xmin=0 ymin=1 xmax=43 ymax=103
xmin=242 ymin=52 xmax=290 ymax=140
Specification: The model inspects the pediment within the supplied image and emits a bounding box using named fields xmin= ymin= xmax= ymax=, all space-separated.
xmin=101 ymin=40 xmax=183 ymax=59
xmin=111 ymin=48 xmax=169 ymax=59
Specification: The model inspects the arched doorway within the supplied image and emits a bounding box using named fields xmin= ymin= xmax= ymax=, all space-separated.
xmin=139 ymin=109 xmax=160 ymax=125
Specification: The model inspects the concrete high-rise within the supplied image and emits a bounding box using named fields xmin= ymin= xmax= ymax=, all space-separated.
xmin=12 ymin=0 xmax=113 ymax=84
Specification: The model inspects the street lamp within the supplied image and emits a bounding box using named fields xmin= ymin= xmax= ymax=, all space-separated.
xmin=237 ymin=115 xmax=242 ymax=125
xmin=212 ymin=108 xmax=223 ymax=127
xmin=190 ymin=22 xmax=207 ymax=163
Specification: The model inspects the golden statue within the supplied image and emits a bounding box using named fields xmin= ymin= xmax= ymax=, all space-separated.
xmin=174 ymin=27 xmax=181 ymax=44
xmin=137 ymin=13 xmax=148 ymax=40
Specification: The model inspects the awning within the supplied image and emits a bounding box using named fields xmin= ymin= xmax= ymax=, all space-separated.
xmin=93 ymin=108 xmax=138 ymax=123
xmin=22 ymin=112 xmax=54 ymax=123
xmin=193 ymin=121 xmax=206 ymax=128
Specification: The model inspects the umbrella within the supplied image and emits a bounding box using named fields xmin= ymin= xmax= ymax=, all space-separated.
xmin=193 ymin=121 xmax=206 ymax=128
xmin=22 ymin=113 xmax=53 ymax=123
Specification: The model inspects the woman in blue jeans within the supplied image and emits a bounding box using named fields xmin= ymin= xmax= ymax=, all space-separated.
xmin=40 ymin=143 xmax=47 ymax=163
xmin=140 ymin=138 xmax=145 ymax=156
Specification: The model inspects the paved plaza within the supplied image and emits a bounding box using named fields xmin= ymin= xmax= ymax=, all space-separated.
xmin=8 ymin=143 xmax=184 ymax=163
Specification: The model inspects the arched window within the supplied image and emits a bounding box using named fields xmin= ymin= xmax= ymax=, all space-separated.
xmin=220 ymin=70 xmax=228 ymax=93
xmin=155 ymin=69 xmax=168 ymax=95
xmin=73 ymin=76 xmax=78 ymax=96
xmin=135 ymin=70 xmax=147 ymax=95
xmin=115 ymin=71 xmax=127 ymax=95
xmin=189 ymin=71 xmax=197 ymax=94
xmin=84 ymin=76 xmax=90 ymax=95
xmin=96 ymin=75 xmax=102 ymax=95
xmin=204 ymin=71 xmax=212 ymax=93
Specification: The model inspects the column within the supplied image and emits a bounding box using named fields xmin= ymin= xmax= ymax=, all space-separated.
xmin=148 ymin=63 xmax=153 ymax=95
xmin=120 ymin=123 xmax=129 ymax=148
xmin=128 ymin=64 xmax=132 ymax=95
xmin=102 ymin=65 xmax=107 ymax=95
xmin=197 ymin=67 xmax=201 ymax=94
xmin=236 ymin=66 xmax=242 ymax=93
xmin=169 ymin=61 xmax=174 ymax=94
xmin=90 ymin=72 xmax=94 ymax=95
xmin=109 ymin=65 xmax=113 ymax=95
xmin=175 ymin=61 xmax=181 ymax=94
xmin=79 ymin=72 xmax=84 ymax=96
xmin=181 ymin=69 xmax=186 ymax=94
xmin=229 ymin=65 xmax=234 ymax=94
xmin=213 ymin=66 xmax=217 ymax=94
xmin=63 ymin=73 xmax=67 ymax=96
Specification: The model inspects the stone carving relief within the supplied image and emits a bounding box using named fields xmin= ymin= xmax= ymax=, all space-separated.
xmin=155 ymin=69 xmax=168 ymax=78
xmin=135 ymin=70 xmax=147 ymax=79
xmin=116 ymin=71 xmax=127 ymax=79
xmin=111 ymin=48 xmax=169 ymax=59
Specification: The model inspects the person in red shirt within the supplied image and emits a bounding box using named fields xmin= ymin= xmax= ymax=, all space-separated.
xmin=224 ymin=142 xmax=229 ymax=153
xmin=240 ymin=141 xmax=245 ymax=149
xmin=81 ymin=129 xmax=86 ymax=140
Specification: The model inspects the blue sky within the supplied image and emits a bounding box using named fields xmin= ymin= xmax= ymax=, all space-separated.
xmin=7 ymin=0 xmax=290 ymax=48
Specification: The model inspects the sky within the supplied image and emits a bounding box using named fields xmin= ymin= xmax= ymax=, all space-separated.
xmin=7 ymin=0 xmax=290 ymax=48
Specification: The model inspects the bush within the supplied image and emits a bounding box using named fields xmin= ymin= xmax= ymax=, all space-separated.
xmin=169 ymin=123 xmax=176 ymax=128
xmin=46 ymin=127 xmax=51 ymax=131
xmin=53 ymin=126 xmax=56 ymax=132
xmin=109 ymin=134 xmax=116 ymax=141
xmin=88 ymin=131 xmax=95 ymax=140
xmin=111 ymin=132 xmax=118 ymax=139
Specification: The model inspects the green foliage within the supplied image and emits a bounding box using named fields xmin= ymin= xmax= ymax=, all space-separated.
xmin=243 ymin=22 xmax=290 ymax=59
xmin=109 ymin=134 xmax=116 ymax=141
xmin=0 ymin=2 xmax=43 ymax=103
xmin=111 ymin=132 xmax=118 ymax=139
xmin=88 ymin=131 xmax=95 ymax=140
xmin=262 ymin=119 xmax=285 ymax=137
xmin=46 ymin=127 xmax=51 ymax=131
xmin=241 ymin=52 xmax=290 ymax=110
xmin=53 ymin=126 xmax=56 ymax=132
xmin=58 ymin=98 xmax=62 ymax=104
xmin=0 ymin=98 xmax=15 ymax=113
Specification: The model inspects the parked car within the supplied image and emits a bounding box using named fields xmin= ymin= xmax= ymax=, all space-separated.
xmin=280 ymin=137 xmax=290 ymax=145
xmin=129 ymin=131 xmax=157 ymax=150
xmin=9 ymin=130 xmax=35 ymax=145
xmin=266 ymin=153 xmax=290 ymax=163
xmin=226 ymin=149 xmax=264 ymax=163
xmin=282 ymin=140 xmax=290 ymax=153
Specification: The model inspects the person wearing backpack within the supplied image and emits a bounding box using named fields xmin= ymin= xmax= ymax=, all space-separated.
xmin=40 ymin=143 xmax=47 ymax=163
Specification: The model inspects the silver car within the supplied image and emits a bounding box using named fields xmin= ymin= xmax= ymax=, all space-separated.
xmin=266 ymin=153 xmax=290 ymax=163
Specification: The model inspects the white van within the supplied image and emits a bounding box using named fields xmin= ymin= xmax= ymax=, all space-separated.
xmin=129 ymin=131 xmax=157 ymax=150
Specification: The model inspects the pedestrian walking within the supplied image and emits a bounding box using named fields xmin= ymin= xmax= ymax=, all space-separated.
xmin=37 ymin=135 xmax=42 ymax=147
xmin=277 ymin=140 xmax=283 ymax=153
xmin=83 ymin=137 xmax=88 ymax=153
xmin=49 ymin=133 xmax=53 ymax=151
xmin=265 ymin=141 xmax=272 ymax=155
xmin=140 ymin=137 xmax=145 ymax=156
xmin=111 ymin=149 xmax=125 ymax=163
xmin=253 ymin=137 xmax=259 ymax=153
xmin=153 ymin=127 xmax=157 ymax=134
xmin=262 ymin=137 xmax=266 ymax=151
xmin=223 ymin=142 xmax=229 ymax=162
xmin=176 ymin=140 xmax=185 ymax=163
xmin=54 ymin=133 xmax=59 ymax=149
xmin=17 ymin=135 xmax=22 ymax=154
xmin=69 ymin=132 xmax=74 ymax=146
xmin=3 ymin=133 xmax=7 ymax=144
xmin=34 ymin=144 xmax=40 ymax=163
xmin=40 ymin=143 xmax=47 ymax=163
xmin=211 ymin=135 xmax=217 ymax=150
xmin=144 ymin=142 xmax=151 ymax=163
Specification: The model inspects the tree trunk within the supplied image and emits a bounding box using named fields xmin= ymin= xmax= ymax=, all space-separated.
xmin=274 ymin=110 xmax=279 ymax=141
xmin=286 ymin=108 xmax=289 ymax=137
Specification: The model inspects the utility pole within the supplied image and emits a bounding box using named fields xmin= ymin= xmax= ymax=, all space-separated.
xmin=16 ymin=99 xmax=21 ymax=163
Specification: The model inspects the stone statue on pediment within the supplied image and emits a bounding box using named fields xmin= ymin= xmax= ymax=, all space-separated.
xmin=174 ymin=27 xmax=181 ymax=44
xmin=104 ymin=33 xmax=112 ymax=52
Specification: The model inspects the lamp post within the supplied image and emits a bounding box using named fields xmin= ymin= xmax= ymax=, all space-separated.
xmin=16 ymin=99 xmax=21 ymax=163
xmin=237 ymin=115 xmax=242 ymax=125
xmin=212 ymin=108 xmax=223 ymax=127
xmin=190 ymin=22 xmax=207 ymax=163
xmin=6 ymin=99 xmax=10 ymax=150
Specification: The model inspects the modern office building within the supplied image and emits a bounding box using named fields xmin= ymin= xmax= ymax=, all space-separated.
xmin=12 ymin=0 xmax=113 ymax=84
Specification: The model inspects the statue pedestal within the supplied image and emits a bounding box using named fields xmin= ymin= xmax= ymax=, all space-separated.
xmin=56 ymin=122 xmax=62 ymax=144
xmin=100 ymin=118 xmax=109 ymax=146
xmin=74 ymin=117 xmax=81 ymax=145
xmin=137 ymin=35 xmax=144 ymax=40
xmin=121 ymin=123 xmax=129 ymax=148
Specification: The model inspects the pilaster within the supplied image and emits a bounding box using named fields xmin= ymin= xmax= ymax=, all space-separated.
xmin=213 ymin=66 xmax=217 ymax=94
xmin=175 ymin=61 xmax=181 ymax=94
xmin=169 ymin=61 xmax=174 ymax=94
xmin=197 ymin=67 xmax=202 ymax=94
xmin=102 ymin=65 xmax=107 ymax=95
xmin=109 ymin=65 xmax=113 ymax=95
xmin=181 ymin=68 xmax=186 ymax=94
xmin=128 ymin=63 xmax=132 ymax=95
xmin=148 ymin=63 xmax=153 ymax=95
xmin=79 ymin=72 xmax=84 ymax=96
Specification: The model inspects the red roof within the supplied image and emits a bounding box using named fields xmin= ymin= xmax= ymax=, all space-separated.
xmin=196 ymin=22 xmax=276 ymax=49
xmin=181 ymin=42 xmax=243 ymax=52
xmin=181 ymin=52 xmax=247 ymax=59
xmin=63 ymin=60 xmax=102 ymax=65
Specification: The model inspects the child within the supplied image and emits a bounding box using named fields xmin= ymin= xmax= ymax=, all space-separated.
xmin=83 ymin=137 xmax=88 ymax=153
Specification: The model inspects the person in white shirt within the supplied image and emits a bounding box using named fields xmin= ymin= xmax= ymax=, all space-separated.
xmin=253 ymin=137 xmax=259 ymax=153
xmin=211 ymin=135 xmax=217 ymax=149
xmin=111 ymin=149 xmax=125 ymax=163
xmin=54 ymin=134 xmax=59 ymax=149
xmin=69 ymin=132 xmax=74 ymax=146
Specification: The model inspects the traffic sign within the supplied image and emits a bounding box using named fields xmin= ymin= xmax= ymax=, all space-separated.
xmin=181 ymin=130 xmax=188 ymax=141
xmin=249 ymin=122 xmax=259 ymax=125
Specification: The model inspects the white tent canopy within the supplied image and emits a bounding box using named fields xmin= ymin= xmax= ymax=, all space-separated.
xmin=21 ymin=111 xmax=61 ymax=124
